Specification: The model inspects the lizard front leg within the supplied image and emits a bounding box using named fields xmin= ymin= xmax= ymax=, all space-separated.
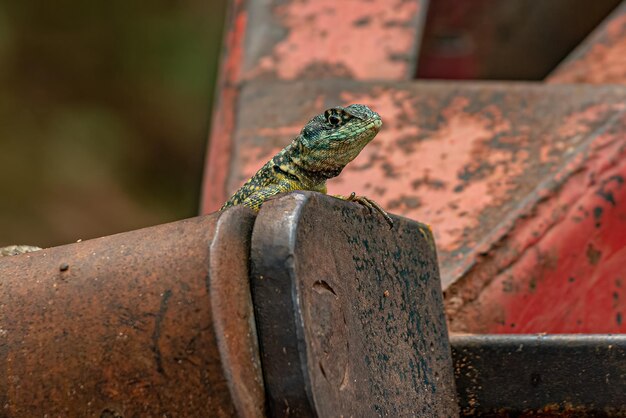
xmin=313 ymin=183 xmax=393 ymax=228
xmin=334 ymin=192 xmax=393 ymax=228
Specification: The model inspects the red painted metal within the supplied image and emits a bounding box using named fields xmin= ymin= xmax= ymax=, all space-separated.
xmin=446 ymin=110 xmax=626 ymax=333
xmin=445 ymin=1 xmax=626 ymax=335
xmin=201 ymin=0 xmax=428 ymax=214
xmin=201 ymin=0 xmax=626 ymax=337
xmin=227 ymin=81 xmax=626 ymax=296
xmin=242 ymin=0 xmax=428 ymax=81
xmin=549 ymin=1 xmax=626 ymax=84
xmin=201 ymin=0 xmax=248 ymax=213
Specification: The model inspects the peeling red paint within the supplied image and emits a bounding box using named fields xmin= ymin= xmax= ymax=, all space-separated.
xmin=549 ymin=1 xmax=626 ymax=84
xmin=201 ymin=0 xmax=626 ymax=337
xmin=244 ymin=0 xmax=426 ymax=80
xmin=334 ymin=91 xmax=521 ymax=254
xmin=229 ymin=81 xmax=626 ymax=291
xmin=447 ymin=112 xmax=626 ymax=333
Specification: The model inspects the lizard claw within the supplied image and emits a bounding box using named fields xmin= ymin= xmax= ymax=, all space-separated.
xmin=347 ymin=192 xmax=374 ymax=214
xmin=338 ymin=193 xmax=394 ymax=228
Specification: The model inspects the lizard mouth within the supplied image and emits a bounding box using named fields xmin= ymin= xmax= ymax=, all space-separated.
xmin=355 ymin=117 xmax=382 ymax=138
xmin=372 ymin=118 xmax=382 ymax=131
xmin=328 ymin=116 xmax=382 ymax=164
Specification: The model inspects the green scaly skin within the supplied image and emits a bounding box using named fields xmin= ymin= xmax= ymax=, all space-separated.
xmin=221 ymin=104 xmax=392 ymax=226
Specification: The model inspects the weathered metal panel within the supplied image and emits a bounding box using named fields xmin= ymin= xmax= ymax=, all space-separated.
xmin=227 ymin=81 xmax=626 ymax=292
xmin=250 ymin=191 xmax=458 ymax=417
xmin=242 ymin=0 xmax=428 ymax=81
xmin=451 ymin=334 xmax=626 ymax=417
xmin=549 ymin=1 xmax=626 ymax=84
xmin=0 ymin=207 xmax=264 ymax=417
xmin=443 ymin=1 xmax=626 ymax=335
xmin=446 ymin=107 xmax=626 ymax=334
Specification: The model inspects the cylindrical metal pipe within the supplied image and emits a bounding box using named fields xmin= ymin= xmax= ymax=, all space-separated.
xmin=0 ymin=207 xmax=264 ymax=417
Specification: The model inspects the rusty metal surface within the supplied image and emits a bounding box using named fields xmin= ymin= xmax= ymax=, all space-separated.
xmin=0 ymin=207 xmax=264 ymax=417
xmin=225 ymin=80 xmax=626 ymax=294
xmin=451 ymin=334 xmax=626 ymax=417
xmin=249 ymin=191 xmax=458 ymax=417
xmin=417 ymin=0 xmax=621 ymax=80
xmin=201 ymin=0 xmax=429 ymax=214
xmin=446 ymin=106 xmax=626 ymax=334
xmin=242 ymin=0 xmax=428 ymax=81
xmin=549 ymin=1 xmax=626 ymax=84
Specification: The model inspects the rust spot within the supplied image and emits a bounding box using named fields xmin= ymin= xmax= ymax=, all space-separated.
xmin=353 ymin=16 xmax=371 ymax=27
xmin=387 ymin=195 xmax=422 ymax=210
xmin=150 ymin=289 xmax=172 ymax=376
xmin=593 ymin=206 xmax=604 ymax=228
xmin=596 ymin=174 xmax=624 ymax=206
xmin=100 ymin=409 xmax=123 ymax=418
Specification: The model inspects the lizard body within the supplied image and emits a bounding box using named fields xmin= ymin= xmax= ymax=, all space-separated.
xmin=222 ymin=104 xmax=392 ymax=225
xmin=0 ymin=105 xmax=390 ymax=257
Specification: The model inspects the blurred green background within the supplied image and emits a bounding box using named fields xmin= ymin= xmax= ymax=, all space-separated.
xmin=0 ymin=1 xmax=227 ymax=247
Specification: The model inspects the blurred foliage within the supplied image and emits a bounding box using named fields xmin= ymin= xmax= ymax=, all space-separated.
xmin=0 ymin=0 xmax=226 ymax=247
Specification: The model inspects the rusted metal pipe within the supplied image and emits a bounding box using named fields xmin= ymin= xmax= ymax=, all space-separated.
xmin=0 ymin=207 xmax=264 ymax=417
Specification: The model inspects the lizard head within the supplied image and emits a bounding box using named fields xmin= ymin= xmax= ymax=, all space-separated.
xmin=296 ymin=104 xmax=382 ymax=175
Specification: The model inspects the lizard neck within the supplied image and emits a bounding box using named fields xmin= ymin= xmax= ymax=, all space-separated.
xmin=269 ymin=143 xmax=326 ymax=187
xmin=285 ymin=138 xmax=344 ymax=182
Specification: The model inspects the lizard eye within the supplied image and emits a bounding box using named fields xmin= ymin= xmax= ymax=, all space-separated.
xmin=324 ymin=108 xmax=351 ymax=127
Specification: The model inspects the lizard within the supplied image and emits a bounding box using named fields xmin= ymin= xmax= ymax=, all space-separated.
xmin=0 ymin=104 xmax=390 ymax=257
xmin=221 ymin=103 xmax=392 ymax=226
